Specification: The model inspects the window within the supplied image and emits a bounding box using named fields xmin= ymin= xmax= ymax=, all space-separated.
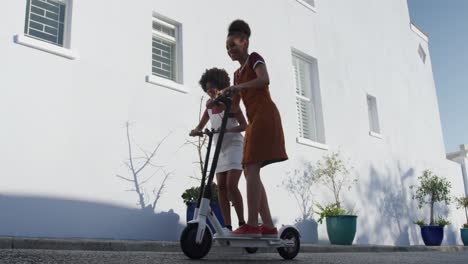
xmin=152 ymin=17 xmax=177 ymax=80
xmin=418 ymin=44 xmax=426 ymax=63
xmin=14 ymin=0 xmax=76 ymax=59
xmin=367 ymin=94 xmax=381 ymax=135
xmin=296 ymin=0 xmax=316 ymax=11
xmin=292 ymin=50 xmax=326 ymax=146
xmin=24 ymin=0 xmax=66 ymax=46
xmin=146 ymin=14 xmax=186 ymax=93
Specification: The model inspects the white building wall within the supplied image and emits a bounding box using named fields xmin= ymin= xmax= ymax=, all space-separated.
xmin=1 ymin=0 xmax=465 ymax=245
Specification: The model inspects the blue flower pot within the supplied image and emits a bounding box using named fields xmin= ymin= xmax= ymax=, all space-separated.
xmin=461 ymin=228 xmax=468 ymax=246
xmin=186 ymin=201 xmax=224 ymax=233
xmin=420 ymin=226 xmax=444 ymax=246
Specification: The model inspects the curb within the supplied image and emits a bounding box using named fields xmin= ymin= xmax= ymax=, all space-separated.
xmin=0 ymin=237 xmax=467 ymax=253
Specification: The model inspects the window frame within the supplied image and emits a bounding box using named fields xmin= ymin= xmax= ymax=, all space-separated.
xmin=418 ymin=44 xmax=427 ymax=64
xmin=146 ymin=13 xmax=187 ymax=93
xmin=367 ymin=94 xmax=382 ymax=138
xmin=14 ymin=0 xmax=77 ymax=59
xmin=291 ymin=48 xmax=326 ymax=149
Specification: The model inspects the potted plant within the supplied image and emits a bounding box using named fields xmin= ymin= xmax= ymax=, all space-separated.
xmin=410 ymin=170 xmax=451 ymax=246
xmin=454 ymin=196 xmax=468 ymax=245
xmin=283 ymin=161 xmax=318 ymax=243
xmin=314 ymin=152 xmax=357 ymax=245
xmin=182 ymin=183 xmax=224 ymax=229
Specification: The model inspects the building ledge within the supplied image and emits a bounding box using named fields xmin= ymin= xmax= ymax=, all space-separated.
xmin=410 ymin=23 xmax=429 ymax=42
xmin=145 ymin=75 xmax=189 ymax=94
xmin=14 ymin=34 xmax=78 ymax=60
xmin=296 ymin=137 xmax=329 ymax=150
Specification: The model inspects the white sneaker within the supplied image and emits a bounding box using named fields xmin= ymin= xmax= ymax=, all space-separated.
xmin=214 ymin=227 xmax=232 ymax=238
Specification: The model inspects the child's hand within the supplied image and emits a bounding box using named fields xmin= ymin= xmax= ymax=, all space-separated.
xmin=206 ymin=98 xmax=214 ymax=108
xmin=189 ymin=129 xmax=201 ymax=137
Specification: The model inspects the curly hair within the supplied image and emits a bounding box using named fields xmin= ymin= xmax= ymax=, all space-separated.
xmin=228 ymin=19 xmax=251 ymax=39
xmin=199 ymin=68 xmax=231 ymax=92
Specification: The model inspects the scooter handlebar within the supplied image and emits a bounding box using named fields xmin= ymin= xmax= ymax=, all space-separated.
xmin=191 ymin=128 xmax=220 ymax=137
xmin=212 ymin=90 xmax=233 ymax=106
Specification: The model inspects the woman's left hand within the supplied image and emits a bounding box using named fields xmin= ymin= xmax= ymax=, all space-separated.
xmin=222 ymin=86 xmax=241 ymax=96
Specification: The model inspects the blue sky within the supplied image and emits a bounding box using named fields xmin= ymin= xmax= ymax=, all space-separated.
xmin=407 ymin=0 xmax=468 ymax=153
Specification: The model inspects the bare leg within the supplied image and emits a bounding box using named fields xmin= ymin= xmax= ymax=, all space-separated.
xmin=244 ymin=163 xmax=273 ymax=227
xmin=258 ymin=182 xmax=274 ymax=228
xmin=216 ymin=172 xmax=231 ymax=226
xmin=226 ymin=169 xmax=245 ymax=225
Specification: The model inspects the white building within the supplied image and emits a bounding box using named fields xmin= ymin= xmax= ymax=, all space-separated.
xmin=1 ymin=0 xmax=466 ymax=245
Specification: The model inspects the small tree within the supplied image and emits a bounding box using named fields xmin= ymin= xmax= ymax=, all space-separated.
xmin=455 ymin=196 xmax=468 ymax=228
xmin=410 ymin=170 xmax=451 ymax=226
xmin=283 ymin=161 xmax=315 ymax=222
xmin=314 ymin=152 xmax=356 ymax=210
xmin=116 ymin=122 xmax=172 ymax=212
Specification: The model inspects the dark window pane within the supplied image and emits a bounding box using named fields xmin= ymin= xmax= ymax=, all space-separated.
xmin=30 ymin=13 xmax=58 ymax=28
xmin=59 ymin=5 xmax=66 ymax=22
xmin=45 ymin=10 xmax=59 ymax=20
xmin=46 ymin=0 xmax=60 ymax=8
xmin=152 ymin=54 xmax=171 ymax=65
xmin=29 ymin=28 xmax=57 ymax=43
xmin=31 ymin=6 xmax=45 ymax=16
xmin=152 ymin=42 xmax=171 ymax=53
xmin=44 ymin=25 xmax=58 ymax=35
xmin=31 ymin=0 xmax=59 ymax=14
xmin=29 ymin=21 xmax=44 ymax=31
xmin=152 ymin=67 xmax=172 ymax=79
xmin=58 ymin=23 xmax=64 ymax=45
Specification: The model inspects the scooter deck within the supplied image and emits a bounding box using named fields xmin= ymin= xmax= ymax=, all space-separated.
xmin=214 ymin=236 xmax=280 ymax=241
xmin=213 ymin=236 xmax=295 ymax=248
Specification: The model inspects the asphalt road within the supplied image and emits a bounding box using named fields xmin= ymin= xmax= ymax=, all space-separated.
xmin=1 ymin=249 xmax=468 ymax=264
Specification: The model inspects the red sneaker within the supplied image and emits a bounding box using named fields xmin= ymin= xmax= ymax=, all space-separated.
xmin=230 ymin=224 xmax=262 ymax=237
xmin=260 ymin=225 xmax=278 ymax=238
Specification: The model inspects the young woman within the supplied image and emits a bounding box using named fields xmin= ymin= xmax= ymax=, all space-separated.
xmin=223 ymin=20 xmax=288 ymax=237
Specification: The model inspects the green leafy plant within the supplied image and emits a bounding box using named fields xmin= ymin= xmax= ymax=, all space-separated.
xmin=454 ymin=196 xmax=468 ymax=228
xmin=410 ymin=170 xmax=451 ymax=226
xmin=314 ymin=152 xmax=356 ymax=211
xmin=413 ymin=220 xmax=427 ymax=226
xmin=283 ymin=161 xmax=316 ymax=222
xmin=436 ymin=216 xmax=450 ymax=227
xmin=181 ymin=183 xmax=219 ymax=205
xmin=315 ymin=203 xmax=348 ymax=224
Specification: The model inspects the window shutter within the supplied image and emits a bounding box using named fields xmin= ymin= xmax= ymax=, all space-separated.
xmin=293 ymin=56 xmax=316 ymax=140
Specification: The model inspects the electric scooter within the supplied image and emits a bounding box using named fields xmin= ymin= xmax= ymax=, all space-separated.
xmin=180 ymin=92 xmax=300 ymax=260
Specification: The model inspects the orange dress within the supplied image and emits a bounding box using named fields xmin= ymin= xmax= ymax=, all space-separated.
xmin=233 ymin=52 xmax=288 ymax=167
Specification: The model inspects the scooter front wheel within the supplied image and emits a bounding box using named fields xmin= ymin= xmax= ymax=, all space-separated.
xmin=277 ymin=227 xmax=300 ymax=260
xmin=180 ymin=223 xmax=212 ymax=259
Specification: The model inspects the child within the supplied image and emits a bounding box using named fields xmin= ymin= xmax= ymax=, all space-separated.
xmin=223 ymin=20 xmax=288 ymax=237
xmin=190 ymin=68 xmax=247 ymax=231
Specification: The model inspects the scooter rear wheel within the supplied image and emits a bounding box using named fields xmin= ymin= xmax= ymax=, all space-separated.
xmin=277 ymin=227 xmax=300 ymax=260
xmin=180 ymin=223 xmax=212 ymax=259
